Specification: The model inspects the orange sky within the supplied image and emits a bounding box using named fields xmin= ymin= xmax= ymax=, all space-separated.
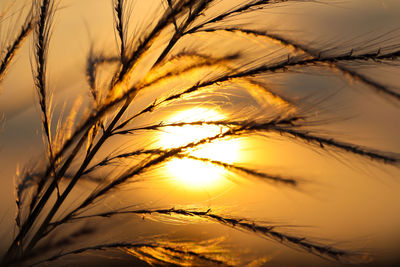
xmin=0 ymin=0 xmax=399 ymax=266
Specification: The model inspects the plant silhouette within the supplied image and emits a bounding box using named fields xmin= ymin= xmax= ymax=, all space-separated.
xmin=0 ymin=0 xmax=399 ymax=266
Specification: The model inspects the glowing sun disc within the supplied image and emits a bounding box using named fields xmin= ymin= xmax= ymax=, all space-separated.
xmin=158 ymin=107 xmax=239 ymax=190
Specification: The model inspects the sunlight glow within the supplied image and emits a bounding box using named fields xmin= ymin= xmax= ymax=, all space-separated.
xmin=159 ymin=108 xmax=240 ymax=190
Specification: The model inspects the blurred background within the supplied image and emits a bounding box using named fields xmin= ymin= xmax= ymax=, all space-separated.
xmin=0 ymin=0 xmax=400 ymax=266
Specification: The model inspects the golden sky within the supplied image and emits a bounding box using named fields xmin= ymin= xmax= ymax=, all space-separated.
xmin=0 ymin=0 xmax=400 ymax=266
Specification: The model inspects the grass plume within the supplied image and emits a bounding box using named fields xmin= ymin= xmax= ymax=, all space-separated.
xmin=0 ymin=0 xmax=399 ymax=266
xmin=0 ymin=9 xmax=34 ymax=82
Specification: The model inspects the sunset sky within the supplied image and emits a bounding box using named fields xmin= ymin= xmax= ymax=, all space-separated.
xmin=0 ymin=0 xmax=400 ymax=266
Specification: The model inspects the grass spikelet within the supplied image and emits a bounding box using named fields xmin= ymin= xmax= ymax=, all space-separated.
xmin=32 ymin=0 xmax=56 ymax=181
xmin=0 ymin=10 xmax=34 ymax=82
xmin=113 ymin=0 xmax=127 ymax=61
xmin=31 ymin=241 xmax=230 ymax=267
xmin=51 ymin=208 xmax=371 ymax=264
xmin=86 ymin=47 xmax=120 ymax=102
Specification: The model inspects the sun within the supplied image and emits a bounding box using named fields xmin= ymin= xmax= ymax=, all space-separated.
xmin=158 ymin=107 xmax=240 ymax=190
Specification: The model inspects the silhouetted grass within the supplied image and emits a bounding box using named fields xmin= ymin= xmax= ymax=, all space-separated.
xmin=0 ymin=4 xmax=34 ymax=82
xmin=0 ymin=0 xmax=399 ymax=266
